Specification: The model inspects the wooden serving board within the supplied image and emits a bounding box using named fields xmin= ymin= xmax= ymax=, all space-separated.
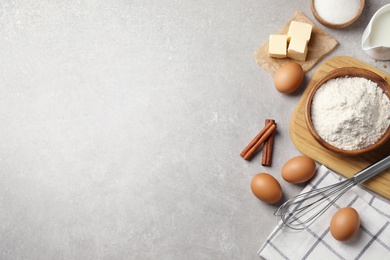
xmin=290 ymin=56 xmax=390 ymax=199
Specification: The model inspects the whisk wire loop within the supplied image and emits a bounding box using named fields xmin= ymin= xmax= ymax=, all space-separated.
xmin=274 ymin=178 xmax=357 ymax=230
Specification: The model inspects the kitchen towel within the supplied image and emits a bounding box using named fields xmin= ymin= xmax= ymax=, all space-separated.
xmin=258 ymin=165 xmax=390 ymax=260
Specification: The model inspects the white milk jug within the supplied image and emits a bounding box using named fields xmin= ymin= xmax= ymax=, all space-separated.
xmin=362 ymin=4 xmax=390 ymax=60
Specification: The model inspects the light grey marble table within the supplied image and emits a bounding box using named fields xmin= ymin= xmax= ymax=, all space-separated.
xmin=1 ymin=1 xmax=389 ymax=259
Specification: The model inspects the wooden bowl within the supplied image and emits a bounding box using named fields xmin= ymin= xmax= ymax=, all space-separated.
xmin=310 ymin=0 xmax=365 ymax=28
xmin=305 ymin=67 xmax=390 ymax=155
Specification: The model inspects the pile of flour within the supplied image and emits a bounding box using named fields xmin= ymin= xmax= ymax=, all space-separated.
xmin=311 ymin=76 xmax=390 ymax=150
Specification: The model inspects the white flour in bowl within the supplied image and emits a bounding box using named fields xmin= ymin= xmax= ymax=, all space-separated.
xmin=311 ymin=76 xmax=390 ymax=150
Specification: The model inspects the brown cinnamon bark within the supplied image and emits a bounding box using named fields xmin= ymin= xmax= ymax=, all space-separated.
xmin=262 ymin=119 xmax=275 ymax=166
xmin=241 ymin=122 xmax=276 ymax=160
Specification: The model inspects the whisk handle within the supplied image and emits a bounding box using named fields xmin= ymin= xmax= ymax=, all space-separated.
xmin=354 ymin=155 xmax=390 ymax=184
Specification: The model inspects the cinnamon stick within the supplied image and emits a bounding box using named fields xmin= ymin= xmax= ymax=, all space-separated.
xmin=241 ymin=122 xmax=276 ymax=160
xmin=240 ymin=121 xmax=273 ymax=158
xmin=262 ymin=119 xmax=275 ymax=166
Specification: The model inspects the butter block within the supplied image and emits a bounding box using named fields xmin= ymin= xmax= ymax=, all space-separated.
xmin=268 ymin=35 xmax=288 ymax=58
xmin=287 ymin=21 xmax=312 ymax=42
xmin=287 ymin=37 xmax=308 ymax=61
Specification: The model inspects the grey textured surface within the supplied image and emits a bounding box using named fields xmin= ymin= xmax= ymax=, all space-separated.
xmin=0 ymin=0 xmax=389 ymax=259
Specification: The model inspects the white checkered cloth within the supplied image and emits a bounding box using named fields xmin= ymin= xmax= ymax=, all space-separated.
xmin=258 ymin=165 xmax=390 ymax=260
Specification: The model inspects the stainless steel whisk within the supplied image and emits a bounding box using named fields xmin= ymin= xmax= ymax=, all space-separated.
xmin=274 ymin=155 xmax=390 ymax=230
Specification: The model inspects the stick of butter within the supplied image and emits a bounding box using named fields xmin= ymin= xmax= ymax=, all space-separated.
xmin=268 ymin=35 xmax=288 ymax=58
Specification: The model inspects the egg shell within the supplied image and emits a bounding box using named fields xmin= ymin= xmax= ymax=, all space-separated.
xmin=274 ymin=62 xmax=304 ymax=94
xmin=330 ymin=207 xmax=360 ymax=241
xmin=281 ymin=156 xmax=316 ymax=183
xmin=251 ymin=173 xmax=282 ymax=204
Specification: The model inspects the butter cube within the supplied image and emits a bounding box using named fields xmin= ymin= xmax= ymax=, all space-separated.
xmin=287 ymin=37 xmax=308 ymax=61
xmin=268 ymin=35 xmax=288 ymax=58
xmin=287 ymin=21 xmax=312 ymax=42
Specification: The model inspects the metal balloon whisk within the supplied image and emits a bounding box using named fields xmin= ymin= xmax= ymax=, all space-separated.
xmin=274 ymin=155 xmax=390 ymax=230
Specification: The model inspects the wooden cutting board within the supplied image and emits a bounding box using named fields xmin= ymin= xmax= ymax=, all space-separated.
xmin=290 ymin=56 xmax=390 ymax=199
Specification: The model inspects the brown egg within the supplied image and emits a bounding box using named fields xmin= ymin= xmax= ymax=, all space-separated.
xmin=281 ymin=156 xmax=316 ymax=183
xmin=251 ymin=173 xmax=282 ymax=204
xmin=274 ymin=62 xmax=304 ymax=93
xmin=330 ymin=207 xmax=360 ymax=241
